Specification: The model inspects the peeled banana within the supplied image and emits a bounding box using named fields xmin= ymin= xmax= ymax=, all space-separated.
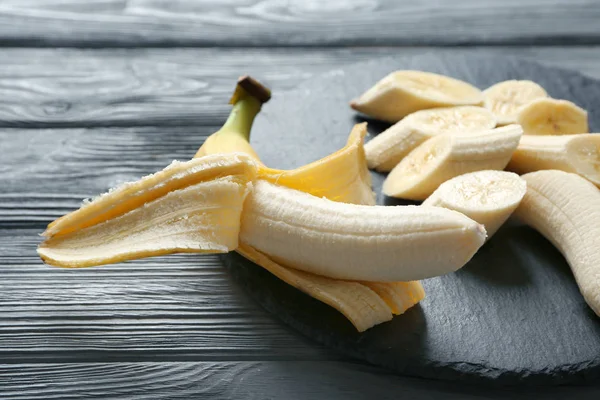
xmin=507 ymin=134 xmax=600 ymax=187
xmin=423 ymin=170 xmax=527 ymax=239
xmin=240 ymin=180 xmax=487 ymax=282
xmin=514 ymin=170 xmax=600 ymax=316
xmin=516 ymin=98 xmax=588 ymax=135
xmin=483 ymin=80 xmax=548 ymax=125
xmin=364 ymin=106 xmax=496 ymax=172
xmin=38 ymin=154 xmax=258 ymax=267
xmin=383 ymin=125 xmax=523 ymax=201
xmin=350 ymin=70 xmax=483 ymax=123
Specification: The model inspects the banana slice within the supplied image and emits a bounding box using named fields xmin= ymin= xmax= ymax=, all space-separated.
xmin=240 ymin=180 xmax=486 ymax=282
xmin=507 ymin=134 xmax=600 ymax=187
xmin=516 ymin=98 xmax=588 ymax=135
xmin=515 ymin=170 xmax=600 ymax=316
xmin=38 ymin=173 xmax=255 ymax=268
xmin=383 ymin=125 xmax=523 ymax=201
xmin=350 ymin=70 xmax=483 ymax=123
xmin=423 ymin=170 xmax=526 ymax=239
xmin=365 ymin=106 xmax=497 ymax=172
xmin=483 ymin=80 xmax=548 ymax=125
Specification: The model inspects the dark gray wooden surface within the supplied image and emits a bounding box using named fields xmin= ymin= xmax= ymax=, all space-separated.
xmin=1 ymin=1 xmax=600 ymax=398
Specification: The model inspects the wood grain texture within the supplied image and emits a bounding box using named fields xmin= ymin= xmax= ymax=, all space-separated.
xmin=0 ymin=0 xmax=598 ymax=47
xmin=0 ymin=228 xmax=341 ymax=363
xmin=1 ymin=362 xmax=599 ymax=400
xmin=0 ymin=47 xmax=600 ymax=128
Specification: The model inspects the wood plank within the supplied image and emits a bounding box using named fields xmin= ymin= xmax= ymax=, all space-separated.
xmin=0 ymin=362 xmax=598 ymax=399
xmin=0 ymin=228 xmax=341 ymax=362
xmin=0 ymin=47 xmax=599 ymax=128
xmin=0 ymin=1 xmax=598 ymax=47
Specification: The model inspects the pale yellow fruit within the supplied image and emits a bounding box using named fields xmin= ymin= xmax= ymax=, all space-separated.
xmin=516 ymin=98 xmax=588 ymax=135
xmin=383 ymin=125 xmax=522 ymax=201
xmin=364 ymin=106 xmax=496 ymax=172
xmin=350 ymin=70 xmax=483 ymax=123
xmin=483 ymin=80 xmax=548 ymax=125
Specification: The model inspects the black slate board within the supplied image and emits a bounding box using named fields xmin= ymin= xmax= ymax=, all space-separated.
xmin=222 ymin=53 xmax=600 ymax=385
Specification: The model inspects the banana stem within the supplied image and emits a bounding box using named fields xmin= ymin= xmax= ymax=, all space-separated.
xmin=220 ymin=95 xmax=262 ymax=141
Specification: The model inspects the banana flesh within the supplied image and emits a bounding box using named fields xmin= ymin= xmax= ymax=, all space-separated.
xmin=483 ymin=80 xmax=548 ymax=125
xmin=364 ymin=106 xmax=496 ymax=172
xmin=38 ymin=154 xmax=258 ymax=267
xmin=350 ymin=71 xmax=483 ymax=123
xmin=516 ymin=98 xmax=588 ymax=135
xmin=423 ymin=170 xmax=526 ymax=239
xmin=383 ymin=125 xmax=523 ymax=200
xmin=514 ymin=170 xmax=600 ymax=316
xmin=507 ymin=134 xmax=600 ymax=187
xmin=240 ymin=180 xmax=487 ymax=282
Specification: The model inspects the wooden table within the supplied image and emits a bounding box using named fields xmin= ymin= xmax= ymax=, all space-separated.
xmin=1 ymin=1 xmax=600 ymax=398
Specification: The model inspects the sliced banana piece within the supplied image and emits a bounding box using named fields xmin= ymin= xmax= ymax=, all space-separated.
xmin=38 ymin=175 xmax=253 ymax=268
xmin=515 ymin=170 xmax=600 ymax=316
xmin=516 ymin=98 xmax=588 ymax=135
xmin=507 ymin=134 xmax=600 ymax=187
xmin=44 ymin=153 xmax=258 ymax=238
xmin=240 ymin=180 xmax=487 ymax=282
xmin=238 ymin=244 xmax=425 ymax=332
xmin=350 ymin=70 xmax=483 ymax=123
xmin=383 ymin=125 xmax=523 ymax=201
xmin=364 ymin=106 xmax=497 ymax=172
xmin=483 ymin=80 xmax=548 ymax=125
xmin=423 ymin=170 xmax=526 ymax=239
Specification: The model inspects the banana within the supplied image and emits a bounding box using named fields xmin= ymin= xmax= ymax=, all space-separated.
xmin=483 ymin=80 xmax=548 ymax=125
xmin=38 ymin=154 xmax=258 ymax=267
xmin=383 ymin=125 xmax=523 ymax=201
xmin=240 ymin=180 xmax=487 ymax=282
xmin=514 ymin=170 xmax=600 ymax=316
xmin=423 ymin=170 xmax=526 ymax=239
xmin=516 ymin=98 xmax=589 ymax=135
xmin=507 ymin=134 xmax=600 ymax=187
xmin=350 ymin=70 xmax=483 ymax=123
xmin=37 ymin=77 xmax=425 ymax=331
xmin=364 ymin=106 xmax=496 ymax=172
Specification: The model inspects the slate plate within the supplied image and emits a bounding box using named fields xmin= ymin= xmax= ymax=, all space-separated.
xmin=222 ymin=53 xmax=600 ymax=385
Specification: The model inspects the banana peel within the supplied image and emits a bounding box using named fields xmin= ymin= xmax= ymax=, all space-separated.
xmin=38 ymin=154 xmax=258 ymax=267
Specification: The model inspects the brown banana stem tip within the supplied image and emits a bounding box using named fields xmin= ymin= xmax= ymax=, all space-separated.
xmin=230 ymin=75 xmax=272 ymax=105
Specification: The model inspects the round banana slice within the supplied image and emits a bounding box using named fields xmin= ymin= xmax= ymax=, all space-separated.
xmin=364 ymin=106 xmax=497 ymax=172
xmin=507 ymin=134 xmax=600 ymax=187
xmin=423 ymin=170 xmax=527 ymax=239
xmin=350 ymin=70 xmax=483 ymax=123
xmin=516 ymin=98 xmax=588 ymax=135
xmin=383 ymin=125 xmax=522 ymax=201
xmin=483 ymin=80 xmax=548 ymax=125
